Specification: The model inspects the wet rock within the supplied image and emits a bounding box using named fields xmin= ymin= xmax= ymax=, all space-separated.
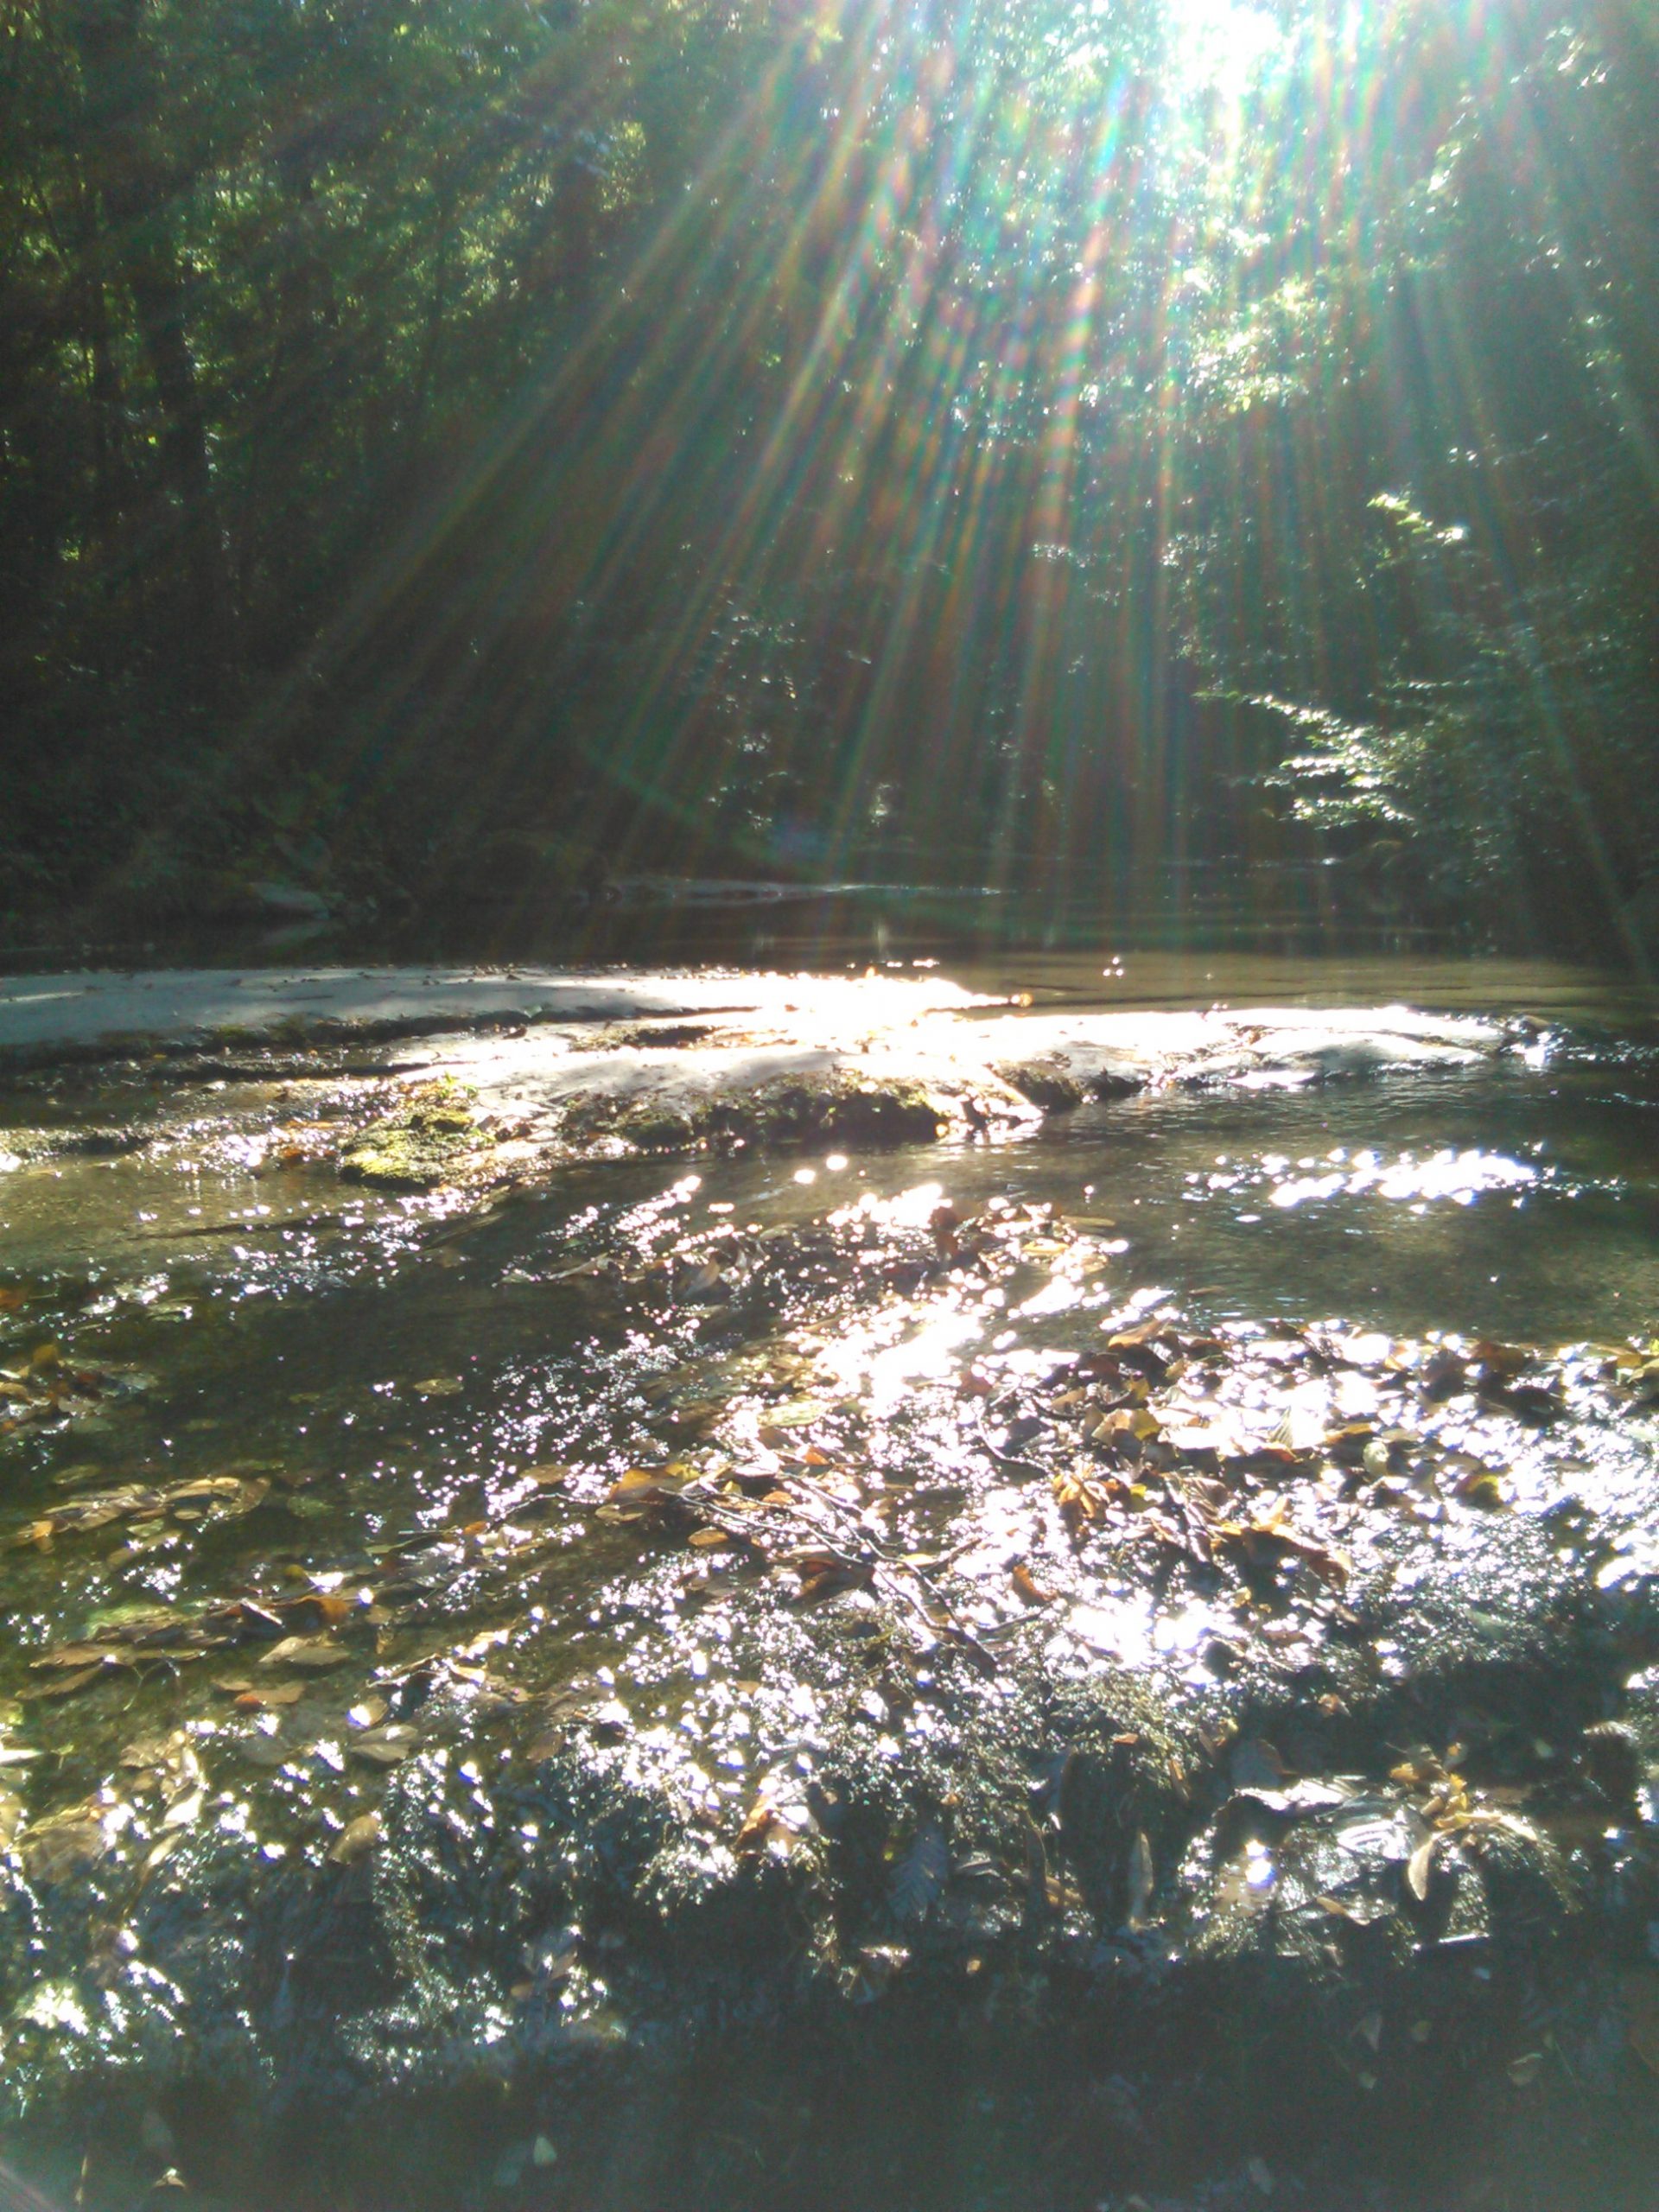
xmin=338 ymin=1081 xmax=494 ymax=1191
xmin=995 ymin=1061 xmax=1089 ymax=1112
xmin=574 ymin=1066 xmax=1033 ymax=1155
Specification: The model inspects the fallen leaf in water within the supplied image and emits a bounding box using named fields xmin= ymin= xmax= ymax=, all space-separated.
xmin=598 ymin=1467 xmax=699 ymax=1525
xmin=736 ymin=1795 xmax=801 ymax=1857
xmin=1452 ymin=1464 xmax=1507 ymax=1509
xmin=1052 ymin=1467 xmax=1110 ymax=1529
xmin=20 ymin=1663 xmax=118 ymax=1707
xmin=1471 ymin=1339 xmax=1532 ymax=1381
xmin=412 ymin=1376 xmax=463 ymax=1397
xmin=521 ymin=1675 xmax=612 ymax=1759
xmin=19 ymin=1471 xmax=267 ymax=1550
xmin=1011 ymin=1562 xmax=1056 ymax=1605
xmin=349 ymin=1725 xmax=417 ymax=1767
xmin=258 ymin=1635 xmax=352 ymax=1672
xmin=888 ymin=1824 xmax=949 ymax=1923
xmin=1405 ymin=1832 xmax=1440 ymax=1901
xmin=235 ymin=1682 xmax=307 ymax=1709
xmin=1214 ymin=1514 xmax=1350 ymax=1590
xmin=18 ymin=1808 xmax=107 ymax=1884
xmin=767 ymin=1399 xmax=826 ymax=1429
xmin=162 ymin=1787 xmax=205 ymax=1830
xmin=138 ymin=1831 xmax=183 ymax=1881
xmin=327 ymin=1812 xmax=381 ymax=1866
xmin=788 ymin=1548 xmax=874 ymax=1604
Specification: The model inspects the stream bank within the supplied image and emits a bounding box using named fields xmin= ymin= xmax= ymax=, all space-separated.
xmin=2 ymin=963 xmax=1658 ymax=2211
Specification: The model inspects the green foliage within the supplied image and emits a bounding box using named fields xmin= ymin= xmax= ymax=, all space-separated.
xmin=0 ymin=0 xmax=1654 ymax=947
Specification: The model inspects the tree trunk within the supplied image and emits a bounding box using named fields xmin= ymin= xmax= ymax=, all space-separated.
xmin=64 ymin=0 xmax=222 ymax=660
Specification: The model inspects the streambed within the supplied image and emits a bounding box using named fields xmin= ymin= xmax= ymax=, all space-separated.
xmin=2 ymin=963 xmax=1659 ymax=2212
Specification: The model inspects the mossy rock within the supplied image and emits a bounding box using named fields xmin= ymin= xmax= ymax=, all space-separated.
xmin=613 ymin=1104 xmax=700 ymax=1151
xmin=597 ymin=1072 xmax=955 ymax=1155
xmin=733 ymin=1073 xmax=950 ymax=1147
xmin=338 ymin=1081 xmax=493 ymax=1190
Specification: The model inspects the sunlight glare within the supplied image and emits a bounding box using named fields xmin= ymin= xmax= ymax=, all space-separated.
xmin=1163 ymin=0 xmax=1282 ymax=95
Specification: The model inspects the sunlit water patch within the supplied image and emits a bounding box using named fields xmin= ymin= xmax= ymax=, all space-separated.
xmin=2 ymin=1008 xmax=1659 ymax=2209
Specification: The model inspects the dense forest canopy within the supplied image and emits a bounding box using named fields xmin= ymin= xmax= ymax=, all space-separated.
xmin=2 ymin=0 xmax=1655 ymax=947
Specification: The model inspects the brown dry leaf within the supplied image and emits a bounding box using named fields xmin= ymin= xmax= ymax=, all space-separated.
xmin=1052 ymin=1467 xmax=1109 ymax=1530
xmin=1011 ymin=1562 xmax=1057 ymax=1606
xmin=1215 ymin=1517 xmax=1351 ymax=1590
xmin=234 ymin=1682 xmax=307 ymax=1710
xmin=598 ymin=1467 xmax=698 ymax=1525
xmin=792 ymin=1551 xmax=874 ymax=1604
xmin=327 ymin=1811 xmax=382 ymax=1866
xmin=687 ymin=1527 xmax=731 ymax=1550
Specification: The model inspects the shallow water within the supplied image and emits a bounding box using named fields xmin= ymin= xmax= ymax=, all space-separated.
xmin=3 ymin=963 xmax=1659 ymax=2209
xmin=1 ymin=1027 xmax=1654 ymax=1816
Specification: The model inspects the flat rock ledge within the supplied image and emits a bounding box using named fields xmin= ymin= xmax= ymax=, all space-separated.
xmin=355 ymin=995 xmax=1512 ymax=1186
xmin=0 ymin=968 xmax=1519 ymax=1191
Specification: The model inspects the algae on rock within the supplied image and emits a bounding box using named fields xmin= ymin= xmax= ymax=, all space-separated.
xmin=338 ymin=1080 xmax=493 ymax=1190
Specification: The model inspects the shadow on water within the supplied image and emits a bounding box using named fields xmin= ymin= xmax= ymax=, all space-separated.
xmin=6 ymin=874 xmax=1656 ymax=1030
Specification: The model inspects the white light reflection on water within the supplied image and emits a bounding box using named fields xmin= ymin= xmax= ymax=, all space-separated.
xmin=1192 ymin=1145 xmax=1544 ymax=1214
xmin=1067 ymin=1592 xmax=1230 ymax=1678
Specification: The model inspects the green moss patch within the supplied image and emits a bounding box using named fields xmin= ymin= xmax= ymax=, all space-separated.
xmin=337 ymin=1079 xmax=493 ymax=1190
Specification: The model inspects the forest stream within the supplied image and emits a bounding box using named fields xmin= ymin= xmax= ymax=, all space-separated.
xmin=3 ymin=955 xmax=1659 ymax=2212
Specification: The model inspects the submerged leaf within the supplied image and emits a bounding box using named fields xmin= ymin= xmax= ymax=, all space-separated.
xmin=327 ymin=1812 xmax=382 ymax=1866
xmin=258 ymin=1635 xmax=352 ymax=1672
